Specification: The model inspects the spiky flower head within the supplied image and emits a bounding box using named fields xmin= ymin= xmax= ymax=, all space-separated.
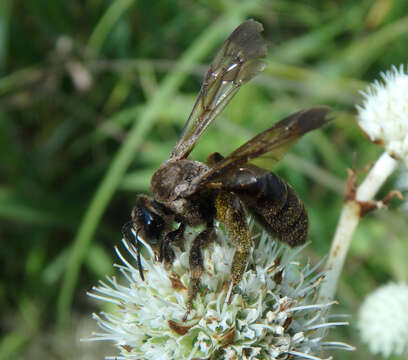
xmin=88 ymin=225 xmax=351 ymax=359
xmin=358 ymin=282 xmax=408 ymax=358
xmin=357 ymin=64 xmax=408 ymax=166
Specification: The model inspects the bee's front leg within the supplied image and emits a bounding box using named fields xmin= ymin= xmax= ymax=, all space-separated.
xmin=215 ymin=191 xmax=251 ymax=302
xmin=184 ymin=225 xmax=216 ymax=321
xmin=159 ymin=222 xmax=186 ymax=266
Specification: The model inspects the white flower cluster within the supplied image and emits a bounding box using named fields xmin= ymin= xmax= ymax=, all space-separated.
xmin=88 ymin=225 xmax=351 ymax=359
xmin=357 ymin=64 xmax=408 ymax=166
xmin=358 ymin=282 xmax=408 ymax=358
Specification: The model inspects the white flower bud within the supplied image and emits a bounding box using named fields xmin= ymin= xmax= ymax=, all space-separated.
xmin=358 ymin=282 xmax=408 ymax=357
xmin=357 ymin=65 xmax=408 ymax=166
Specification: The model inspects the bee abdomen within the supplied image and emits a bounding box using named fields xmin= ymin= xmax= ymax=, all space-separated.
xmin=243 ymin=173 xmax=308 ymax=247
xmin=268 ymin=186 xmax=308 ymax=246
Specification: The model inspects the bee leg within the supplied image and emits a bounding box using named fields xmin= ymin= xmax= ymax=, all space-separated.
xmin=183 ymin=225 xmax=216 ymax=321
xmin=159 ymin=222 xmax=186 ymax=266
xmin=215 ymin=191 xmax=250 ymax=303
xmin=206 ymin=152 xmax=224 ymax=166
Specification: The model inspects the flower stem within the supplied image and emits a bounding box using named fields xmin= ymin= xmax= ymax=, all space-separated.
xmin=318 ymin=152 xmax=398 ymax=305
xmin=356 ymin=152 xmax=399 ymax=201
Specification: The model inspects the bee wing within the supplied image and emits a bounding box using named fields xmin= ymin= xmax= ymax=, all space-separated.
xmin=169 ymin=20 xmax=267 ymax=161
xmin=188 ymin=106 xmax=332 ymax=190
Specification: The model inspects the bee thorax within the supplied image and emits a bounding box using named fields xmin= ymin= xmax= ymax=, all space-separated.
xmin=151 ymin=160 xmax=209 ymax=202
xmin=150 ymin=160 xmax=212 ymax=226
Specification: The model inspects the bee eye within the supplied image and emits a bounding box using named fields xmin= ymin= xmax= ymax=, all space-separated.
xmin=134 ymin=206 xmax=165 ymax=240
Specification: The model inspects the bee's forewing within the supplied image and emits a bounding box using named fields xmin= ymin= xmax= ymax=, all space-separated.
xmin=169 ymin=20 xmax=267 ymax=160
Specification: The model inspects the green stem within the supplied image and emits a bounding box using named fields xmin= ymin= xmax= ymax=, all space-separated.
xmin=88 ymin=0 xmax=137 ymax=55
xmin=57 ymin=2 xmax=261 ymax=328
xmin=0 ymin=0 xmax=13 ymax=74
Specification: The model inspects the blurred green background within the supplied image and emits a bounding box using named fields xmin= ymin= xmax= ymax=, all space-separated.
xmin=1 ymin=0 xmax=408 ymax=359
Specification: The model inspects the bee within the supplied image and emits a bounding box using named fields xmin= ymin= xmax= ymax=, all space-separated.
xmin=123 ymin=20 xmax=331 ymax=319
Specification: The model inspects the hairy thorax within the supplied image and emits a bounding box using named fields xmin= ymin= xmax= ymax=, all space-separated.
xmin=150 ymin=159 xmax=214 ymax=226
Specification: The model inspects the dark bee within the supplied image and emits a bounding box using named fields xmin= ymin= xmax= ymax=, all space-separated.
xmin=123 ymin=20 xmax=331 ymax=319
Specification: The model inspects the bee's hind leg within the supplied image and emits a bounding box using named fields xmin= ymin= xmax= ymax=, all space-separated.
xmin=215 ymin=191 xmax=251 ymax=303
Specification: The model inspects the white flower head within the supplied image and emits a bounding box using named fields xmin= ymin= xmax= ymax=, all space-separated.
xmin=88 ymin=224 xmax=352 ymax=359
xmin=358 ymin=282 xmax=408 ymax=357
xmin=357 ymin=64 xmax=408 ymax=166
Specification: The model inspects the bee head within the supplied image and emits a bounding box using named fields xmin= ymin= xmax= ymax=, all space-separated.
xmin=122 ymin=196 xmax=170 ymax=281
xmin=131 ymin=196 xmax=166 ymax=245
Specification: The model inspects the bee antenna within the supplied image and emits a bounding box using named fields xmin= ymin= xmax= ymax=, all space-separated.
xmin=134 ymin=228 xmax=145 ymax=282
xmin=121 ymin=221 xmax=133 ymax=238
xmin=121 ymin=222 xmax=145 ymax=281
